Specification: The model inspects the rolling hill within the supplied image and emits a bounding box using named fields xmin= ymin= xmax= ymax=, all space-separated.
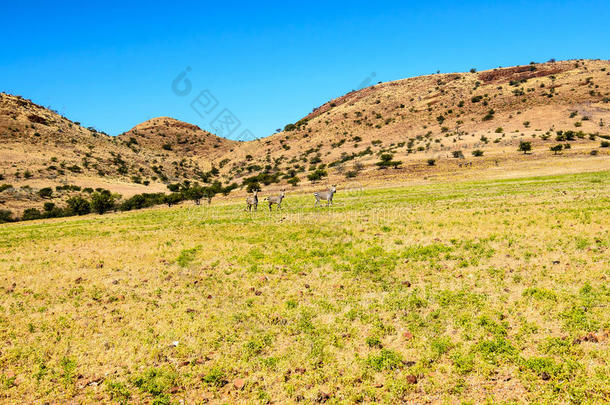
xmin=1 ymin=59 xmax=609 ymax=218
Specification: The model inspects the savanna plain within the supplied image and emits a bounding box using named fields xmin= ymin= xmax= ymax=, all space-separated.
xmin=1 ymin=171 xmax=609 ymax=404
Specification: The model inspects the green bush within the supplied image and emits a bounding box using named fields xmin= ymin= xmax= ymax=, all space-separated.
xmin=105 ymin=379 xmax=131 ymax=404
xmin=22 ymin=208 xmax=42 ymax=221
xmin=202 ymin=367 xmax=227 ymax=387
xmin=132 ymin=367 xmax=176 ymax=398
xmin=287 ymin=176 xmax=301 ymax=186
xmin=482 ymin=109 xmax=495 ymax=121
xmin=91 ymin=191 xmax=115 ymax=214
xmin=66 ymin=196 xmax=91 ymax=216
xmin=376 ymin=153 xmax=402 ymax=169
xmin=452 ymin=150 xmax=464 ymax=159
xmin=0 ymin=209 xmax=14 ymax=223
xmin=307 ymin=169 xmax=328 ymax=182
xmin=163 ymin=193 xmax=183 ymax=207
xmin=38 ymin=187 xmax=53 ymax=198
xmin=550 ymin=144 xmax=563 ymax=154
xmin=119 ymin=193 xmax=165 ymax=211
xmin=365 ymin=336 xmax=383 ymax=348
xmin=518 ymin=141 xmax=532 ymax=154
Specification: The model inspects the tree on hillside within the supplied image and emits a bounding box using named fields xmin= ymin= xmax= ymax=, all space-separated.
xmin=518 ymin=141 xmax=532 ymax=154
xmin=287 ymin=176 xmax=300 ymax=187
xmin=307 ymin=169 xmax=328 ymax=183
xmin=452 ymin=150 xmax=465 ymax=159
xmin=67 ymin=196 xmax=91 ymax=216
xmin=246 ymin=182 xmax=261 ymax=193
xmin=202 ymin=187 xmax=216 ymax=204
xmin=38 ymin=187 xmax=53 ymax=199
xmin=22 ymin=208 xmax=42 ymax=221
xmin=184 ymin=185 xmax=205 ymax=205
xmin=376 ymin=153 xmax=402 ymax=169
xmin=221 ymin=183 xmax=238 ymax=196
xmin=0 ymin=209 xmax=14 ymax=223
xmin=550 ymin=144 xmax=563 ymax=155
xmin=163 ymin=193 xmax=183 ymax=207
xmin=91 ymin=191 xmax=115 ymax=214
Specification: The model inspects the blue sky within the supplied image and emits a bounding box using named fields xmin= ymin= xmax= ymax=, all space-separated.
xmin=2 ymin=1 xmax=609 ymax=139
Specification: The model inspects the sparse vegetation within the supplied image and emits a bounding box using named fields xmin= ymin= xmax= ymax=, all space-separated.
xmin=550 ymin=144 xmax=563 ymax=154
xmin=518 ymin=141 xmax=532 ymax=154
xmin=375 ymin=153 xmax=402 ymax=169
xmin=0 ymin=172 xmax=608 ymax=403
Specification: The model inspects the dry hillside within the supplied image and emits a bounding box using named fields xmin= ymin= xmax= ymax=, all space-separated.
xmin=0 ymin=95 xmax=231 ymax=214
xmin=1 ymin=59 xmax=609 ymax=217
xmin=223 ymin=59 xmax=610 ymax=187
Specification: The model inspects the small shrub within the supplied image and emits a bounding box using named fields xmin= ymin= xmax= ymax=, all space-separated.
xmin=376 ymin=153 xmax=402 ymax=169
xmin=472 ymin=149 xmax=484 ymax=157
xmin=0 ymin=209 xmax=15 ymax=223
xmin=451 ymin=351 xmax=475 ymax=374
xmin=105 ymin=380 xmax=131 ymax=404
xmin=307 ymin=169 xmax=328 ymax=182
xmin=22 ymin=208 xmax=42 ymax=221
xmin=430 ymin=337 xmax=453 ymax=358
xmin=550 ymin=144 xmax=563 ymax=154
xmin=427 ymin=159 xmax=436 ymax=166
xmin=518 ymin=141 xmax=532 ymax=154
xmin=366 ymin=336 xmax=383 ymax=348
xmin=367 ymin=349 xmax=403 ymax=371
xmin=38 ymin=187 xmax=53 ymax=198
xmin=287 ymin=176 xmax=301 ymax=186
xmin=133 ymin=367 xmax=176 ymax=398
xmin=67 ymin=165 xmax=82 ymax=173
xmin=601 ymin=141 xmax=610 ymax=148
xmin=452 ymin=151 xmax=464 ymax=159
xmin=202 ymin=367 xmax=227 ymax=387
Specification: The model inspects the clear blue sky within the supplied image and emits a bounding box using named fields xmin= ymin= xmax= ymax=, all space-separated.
xmin=2 ymin=1 xmax=608 ymax=140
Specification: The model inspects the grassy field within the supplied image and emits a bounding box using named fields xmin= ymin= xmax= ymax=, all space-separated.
xmin=1 ymin=171 xmax=609 ymax=404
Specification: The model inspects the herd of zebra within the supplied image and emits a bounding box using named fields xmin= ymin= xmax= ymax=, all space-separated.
xmin=246 ymin=185 xmax=337 ymax=211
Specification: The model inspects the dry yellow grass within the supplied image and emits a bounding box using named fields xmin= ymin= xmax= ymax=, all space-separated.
xmin=1 ymin=170 xmax=608 ymax=403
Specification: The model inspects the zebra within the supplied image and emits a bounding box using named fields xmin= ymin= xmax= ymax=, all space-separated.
xmin=265 ymin=190 xmax=285 ymax=211
xmin=314 ymin=185 xmax=337 ymax=207
xmin=245 ymin=190 xmax=258 ymax=211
